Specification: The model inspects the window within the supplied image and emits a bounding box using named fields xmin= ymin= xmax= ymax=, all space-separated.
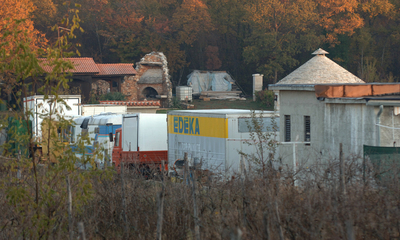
xmin=114 ymin=131 xmax=120 ymax=147
xmin=284 ymin=115 xmax=291 ymax=142
xmin=80 ymin=117 xmax=90 ymax=129
xmin=304 ymin=116 xmax=311 ymax=143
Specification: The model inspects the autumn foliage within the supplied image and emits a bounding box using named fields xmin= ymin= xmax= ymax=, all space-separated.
xmin=0 ymin=0 xmax=47 ymax=52
xmin=1 ymin=0 xmax=399 ymax=89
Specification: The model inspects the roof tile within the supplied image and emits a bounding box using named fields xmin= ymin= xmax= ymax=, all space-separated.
xmin=99 ymin=100 xmax=160 ymax=106
xmin=96 ymin=64 xmax=137 ymax=76
xmin=38 ymin=58 xmax=137 ymax=76
xmin=38 ymin=58 xmax=100 ymax=74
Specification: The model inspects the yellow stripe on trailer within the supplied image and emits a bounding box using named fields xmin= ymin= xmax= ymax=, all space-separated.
xmin=168 ymin=115 xmax=228 ymax=138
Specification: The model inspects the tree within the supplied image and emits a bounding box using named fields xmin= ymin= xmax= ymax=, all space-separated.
xmin=0 ymin=0 xmax=47 ymax=52
xmin=315 ymin=0 xmax=364 ymax=45
xmin=243 ymin=0 xmax=318 ymax=83
xmin=0 ymin=3 xmax=109 ymax=238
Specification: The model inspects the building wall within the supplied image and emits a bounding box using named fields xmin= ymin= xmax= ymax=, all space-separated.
xmin=121 ymin=76 xmax=137 ymax=100
xmin=92 ymin=80 xmax=110 ymax=95
xmin=322 ymin=103 xmax=376 ymax=160
xmin=131 ymin=52 xmax=172 ymax=107
xmin=277 ymin=90 xmax=389 ymax=170
xmin=379 ymin=106 xmax=400 ymax=147
xmin=278 ymin=90 xmax=325 ymax=168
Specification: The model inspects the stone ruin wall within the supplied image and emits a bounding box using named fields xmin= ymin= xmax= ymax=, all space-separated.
xmin=92 ymin=80 xmax=110 ymax=95
xmin=124 ymin=52 xmax=172 ymax=107
xmin=121 ymin=75 xmax=137 ymax=100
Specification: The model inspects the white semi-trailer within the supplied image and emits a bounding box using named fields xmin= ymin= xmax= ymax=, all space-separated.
xmin=23 ymin=95 xmax=81 ymax=141
xmin=167 ymin=109 xmax=279 ymax=178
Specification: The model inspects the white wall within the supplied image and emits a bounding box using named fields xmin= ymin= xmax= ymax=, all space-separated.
xmin=277 ymin=90 xmax=380 ymax=169
xmin=277 ymin=90 xmax=325 ymax=168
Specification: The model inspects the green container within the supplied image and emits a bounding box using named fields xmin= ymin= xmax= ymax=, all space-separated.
xmin=0 ymin=100 xmax=7 ymax=111
xmin=6 ymin=117 xmax=32 ymax=158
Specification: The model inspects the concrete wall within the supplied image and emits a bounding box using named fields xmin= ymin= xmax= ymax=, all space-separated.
xmin=379 ymin=106 xmax=400 ymax=147
xmin=322 ymin=103 xmax=376 ymax=160
xmin=278 ymin=90 xmax=325 ymax=169
xmin=276 ymin=90 xmax=397 ymax=170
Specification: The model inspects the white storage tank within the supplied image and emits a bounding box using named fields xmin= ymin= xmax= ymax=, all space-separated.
xmin=176 ymin=86 xmax=192 ymax=102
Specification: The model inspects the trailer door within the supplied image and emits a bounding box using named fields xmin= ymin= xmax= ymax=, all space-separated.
xmin=64 ymin=98 xmax=81 ymax=115
xmin=123 ymin=116 xmax=138 ymax=151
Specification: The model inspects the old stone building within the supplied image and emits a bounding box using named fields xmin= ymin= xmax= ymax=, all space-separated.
xmin=121 ymin=52 xmax=172 ymax=107
xmin=37 ymin=58 xmax=137 ymax=102
xmin=37 ymin=53 xmax=172 ymax=107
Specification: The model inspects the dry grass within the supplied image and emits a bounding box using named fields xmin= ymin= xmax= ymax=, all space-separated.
xmin=1 ymin=159 xmax=400 ymax=239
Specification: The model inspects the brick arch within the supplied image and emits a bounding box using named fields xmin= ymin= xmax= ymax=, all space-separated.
xmin=141 ymin=86 xmax=159 ymax=99
xmin=137 ymin=84 xmax=163 ymax=100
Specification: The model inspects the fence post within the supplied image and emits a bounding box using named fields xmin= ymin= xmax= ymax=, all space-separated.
xmin=156 ymin=160 xmax=165 ymax=240
xmin=78 ymin=222 xmax=86 ymax=240
xmin=184 ymin=153 xmax=189 ymax=185
xmin=339 ymin=143 xmax=346 ymax=195
xmin=190 ymin=159 xmax=201 ymax=240
xmin=120 ymin=162 xmax=129 ymax=238
xmin=66 ymin=176 xmax=73 ymax=240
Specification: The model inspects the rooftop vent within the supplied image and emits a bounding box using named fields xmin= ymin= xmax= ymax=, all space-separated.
xmin=312 ymin=48 xmax=329 ymax=56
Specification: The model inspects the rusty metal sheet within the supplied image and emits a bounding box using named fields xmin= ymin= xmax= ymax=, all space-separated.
xmin=315 ymin=85 xmax=344 ymax=98
xmin=372 ymin=84 xmax=400 ymax=96
xmin=315 ymin=84 xmax=400 ymax=98
xmin=343 ymin=85 xmax=372 ymax=97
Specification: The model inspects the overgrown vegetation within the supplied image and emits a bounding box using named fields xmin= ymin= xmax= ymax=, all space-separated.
xmin=0 ymin=4 xmax=112 ymax=239
xmin=4 ymin=0 xmax=399 ymax=93
xmin=0 ymin=156 xmax=398 ymax=239
xmin=99 ymin=92 xmax=127 ymax=101
xmin=1 ymin=2 xmax=400 ymax=239
xmin=255 ymin=90 xmax=275 ymax=109
xmin=170 ymin=96 xmax=183 ymax=109
xmin=88 ymin=91 xmax=127 ymax=104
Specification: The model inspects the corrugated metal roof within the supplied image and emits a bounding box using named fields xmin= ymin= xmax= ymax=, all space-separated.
xmin=96 ymin=64 xmax=137 ymax=76
xmin=138 ymin=69 xmax=163 ymax=84
xmin=38 ymin=58 xmax=100 ymax=74
xmin=277 ymin=48 xmax=365 ymax=85
xmin=99 ymin=100 xmax=161 ymax=106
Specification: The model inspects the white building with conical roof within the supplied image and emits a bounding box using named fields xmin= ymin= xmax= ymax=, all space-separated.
xmin=277 ymin=48 xmax=364 ymax=85
xmin=270 ymin=49 xmax=365 ymax=111
xmin=267 ymin=48 xmax=400 ymax=175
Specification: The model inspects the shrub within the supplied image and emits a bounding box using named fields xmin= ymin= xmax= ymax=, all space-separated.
xmin=99 ymin=92 xmax=127 ymax=101
xmin=255 ymin=89 xmax=274 ymax=108
xmin=170 ymin=96 xmax=183 ymax=109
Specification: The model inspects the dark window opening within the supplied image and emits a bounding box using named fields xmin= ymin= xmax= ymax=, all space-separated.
xmin=115 ymin=131 xmax=120 ymax=147
xmin=305 ymin=116 xmax=311 ymax=144
xmin=80 ymin=117 xmax=90 ymax=129
xmin=284 ymin=115 xmax=291 ymax=142
xmin=142 ymin=87 xmax=158 ymax=99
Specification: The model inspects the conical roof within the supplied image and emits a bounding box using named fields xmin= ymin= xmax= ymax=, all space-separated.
xmin=277 ymin=48 xmax=365 ymax=84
